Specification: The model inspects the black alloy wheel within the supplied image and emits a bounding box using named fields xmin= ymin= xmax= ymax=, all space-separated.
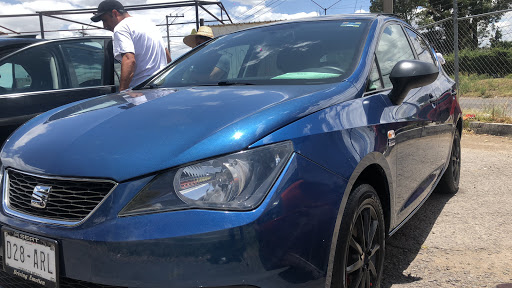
xmin=332 ymin=184 xmax=385 ymax=288
xmin=450 ymin=131 xmax=461 ymax=186
xmin=437 ymin=129 xmax=461 ymax=194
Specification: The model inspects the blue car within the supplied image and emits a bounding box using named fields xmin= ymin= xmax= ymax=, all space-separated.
xmin=0 ymin=14 xmax=461 ymax=288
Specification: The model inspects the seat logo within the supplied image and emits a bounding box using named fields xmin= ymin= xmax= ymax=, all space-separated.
xmin=31 ymin=186 xmax=51 ymax=209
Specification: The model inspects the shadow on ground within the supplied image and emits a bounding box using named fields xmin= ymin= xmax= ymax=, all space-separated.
xmin=381 ymin=188 xmax=455 ymax=287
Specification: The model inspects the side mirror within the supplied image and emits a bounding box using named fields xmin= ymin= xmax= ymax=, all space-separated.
xmin=388 ymin=60 xmax=439 ymax=105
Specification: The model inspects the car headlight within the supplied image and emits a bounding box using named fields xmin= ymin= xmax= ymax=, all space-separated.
xmin=119 ymin=142 xmax=293 ymax=216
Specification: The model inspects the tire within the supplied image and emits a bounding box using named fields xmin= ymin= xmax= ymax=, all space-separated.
xmin=436 ymin=130 xmax=461 ymax=194
xmin=331 ymin=184 xmax=386 ymax=288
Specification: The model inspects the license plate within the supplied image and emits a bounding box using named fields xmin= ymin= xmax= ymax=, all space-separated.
xmin=2 ymin=228 xmax=58 ymax=288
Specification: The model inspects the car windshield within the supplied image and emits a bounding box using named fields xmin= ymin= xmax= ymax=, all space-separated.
xmin=149 ymin=19 xmax=370 ymax=87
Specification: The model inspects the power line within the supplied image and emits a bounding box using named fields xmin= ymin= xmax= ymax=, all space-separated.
xmin=235 ymin=0 xmax=269 ymax=20
xmin=310 ymin=0 xmax=342 ymax=15
xmin=243 ymin=0 xmax=279 ymax=20
xmin=243 ymin=0 xmax=283 ymax=21
xmin=250 ymin=0 xmax=288 ymax=21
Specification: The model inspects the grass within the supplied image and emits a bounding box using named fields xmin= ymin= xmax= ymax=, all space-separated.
xmin=463 ymin=105 xmax=512 ymax=125
xmin=457 ymin=74 xmax=512 ymax=125
xmin=458 ymin=73 xmax=512 ymax=98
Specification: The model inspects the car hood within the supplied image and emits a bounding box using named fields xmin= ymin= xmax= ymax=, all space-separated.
xmin=1 ymin=83 xmax=356 ymax=182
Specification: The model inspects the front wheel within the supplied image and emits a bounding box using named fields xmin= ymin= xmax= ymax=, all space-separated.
xmin=331 ymin=184 xmax=385 ymax=288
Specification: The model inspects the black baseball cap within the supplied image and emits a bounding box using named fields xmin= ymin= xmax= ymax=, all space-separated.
xmin=91 ymin=0 xmax=125 ymax=22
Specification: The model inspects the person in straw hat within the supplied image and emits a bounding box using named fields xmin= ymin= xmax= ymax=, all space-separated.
xmin=183 ymin=26 xmax=214 ymax=48
xmin=183 ymin=26 xmax=229 ymax=80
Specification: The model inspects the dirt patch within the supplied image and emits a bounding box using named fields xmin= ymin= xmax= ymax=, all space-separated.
xmin=382 ymin=132 xmax=512 ymax=288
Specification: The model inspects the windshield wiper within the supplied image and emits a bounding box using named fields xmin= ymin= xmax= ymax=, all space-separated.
xmin=217 ymin=81 xmax=254 ymax=86
xmin=140 ymin=83 xmax=160 ymax=90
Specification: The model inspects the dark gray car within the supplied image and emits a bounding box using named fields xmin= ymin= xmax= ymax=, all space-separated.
xmin=0 ymin=36 xmax=119 ymax=145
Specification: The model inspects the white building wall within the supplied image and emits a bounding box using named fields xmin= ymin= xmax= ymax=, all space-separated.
xmin=210 ymin=21 xmax=282 ymax=37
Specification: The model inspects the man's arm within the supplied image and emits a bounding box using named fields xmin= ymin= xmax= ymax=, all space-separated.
xmin=209 ymin=55 xmax=229 ymax=80
xmin=209 ymin=67 xmax=227 ymax=81
xmin=120 ymin=52 xmax=136 ymax=91
xmin=165 ymin=48 xmax=172 ymax=63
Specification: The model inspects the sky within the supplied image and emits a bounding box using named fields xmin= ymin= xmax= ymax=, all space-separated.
xmin=1 ymin=0 xmax=509 ymax=58
xmin=0 ymin=0 xmax=371 ymax=58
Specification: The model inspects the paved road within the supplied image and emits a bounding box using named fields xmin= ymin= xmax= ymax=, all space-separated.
xmin=460 ymin=97 xmax=512 ymax=116
xmin=382 ymin=132 xmax=512 ymax=288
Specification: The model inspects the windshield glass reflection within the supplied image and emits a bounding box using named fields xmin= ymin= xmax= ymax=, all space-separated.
xmin=150 ymin=20 xmax=370 ymax=87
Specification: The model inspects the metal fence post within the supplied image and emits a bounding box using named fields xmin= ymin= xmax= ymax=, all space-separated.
xmin=39 ymin=13 xmax=45 ymax=39
xmin=453 ymin=0 xmax=459 ymax=96
xmin=195 ymin=0 xmax=199 ymax=30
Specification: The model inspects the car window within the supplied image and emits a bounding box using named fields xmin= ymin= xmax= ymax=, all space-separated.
xmin=405 ymin=28 xmax=436 ymax=65
xmin=375 ymin=24 xmax=415 ymax=88
xmin=59 ymin=40 xmax=106 ymax=88
xmin=367 ymin=59 xmax=383 ymax=91
xmin=150 ymin=20 xmax=371 ymax=87
xmin=0 ymin=46 xmax=60 ymax=95
xmin=0 ymin=63 xmax=15 ymax=89
xmin=225 ymin=45 xmax=249 ymax=79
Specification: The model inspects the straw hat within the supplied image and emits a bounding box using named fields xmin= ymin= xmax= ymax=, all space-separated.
xmin=183 ymin=26 xmax=214 ymax=48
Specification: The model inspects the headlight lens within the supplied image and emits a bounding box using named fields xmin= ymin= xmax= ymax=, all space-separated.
xmin=119 ymin=142 xmax=293 ymax=216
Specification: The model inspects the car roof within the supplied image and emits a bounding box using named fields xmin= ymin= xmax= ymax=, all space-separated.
xmin=0 ymin=36 xmax=111 ymax=47
xmin=0 ymin=37 xmax=42 ymax=48
xmin=0 ymin=36 xmax=112 ymax=60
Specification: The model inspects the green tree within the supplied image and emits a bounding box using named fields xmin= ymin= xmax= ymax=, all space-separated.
xmin=371 ymin=0 xmax=512 ymax=50
xmin=490 ymin=28 xmax=512 ymax=49
xmin=425 ymin=0 xmax=512 ymax=49
xmin=369 ymin=0 xmax=429 ymax=24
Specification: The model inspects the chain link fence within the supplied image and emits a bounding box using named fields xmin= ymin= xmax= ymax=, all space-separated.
xmin=418 ymin=9 xmax=512 ymax=120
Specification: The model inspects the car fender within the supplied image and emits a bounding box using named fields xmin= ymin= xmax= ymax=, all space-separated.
xmin=325 ymin=151 xmax=394 ymax=288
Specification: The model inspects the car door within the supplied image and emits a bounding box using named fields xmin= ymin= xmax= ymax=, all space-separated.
xmin=370 ymin=23 xmax=439 ymax=225
xmin=0 ymin=38 xmax=117 ymax=145
xmin=404 ymin=27 xmax=453 ymax=172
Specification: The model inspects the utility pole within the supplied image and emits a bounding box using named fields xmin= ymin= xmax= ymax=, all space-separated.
xmin=383 ymin=0 xmax=393 ymax=13
xmin=165 ymin=14 xmax=184 ymax=53
xmin=310 ymin=0 xmax=342 ymax=16
xmin=166 ymin=15 xmax=170 ymax=53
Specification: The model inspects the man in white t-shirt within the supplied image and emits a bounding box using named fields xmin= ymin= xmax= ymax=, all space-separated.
xmin=91 ymin=0 xmax=172 ymax=91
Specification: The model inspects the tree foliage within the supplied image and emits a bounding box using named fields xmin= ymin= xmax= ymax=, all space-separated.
xmin=491 ymin=29 xmax=512 ymax=49
xmin=369 ymin=0 xmax=429 ymax=23
xmin=427 ymin=0 xmax=511 ymax=49
xmin=370 ymin=0 xmax=512 ymax=50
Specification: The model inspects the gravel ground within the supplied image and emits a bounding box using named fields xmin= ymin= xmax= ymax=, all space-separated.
xmin=382 ymin=132 xmax=512 ymax=288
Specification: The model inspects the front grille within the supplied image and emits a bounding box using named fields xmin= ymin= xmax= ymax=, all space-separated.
xmin=5 ymin=169 xmax=116 ymax=223
xmin=0 ymin=256 xmax=125 ymax=288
